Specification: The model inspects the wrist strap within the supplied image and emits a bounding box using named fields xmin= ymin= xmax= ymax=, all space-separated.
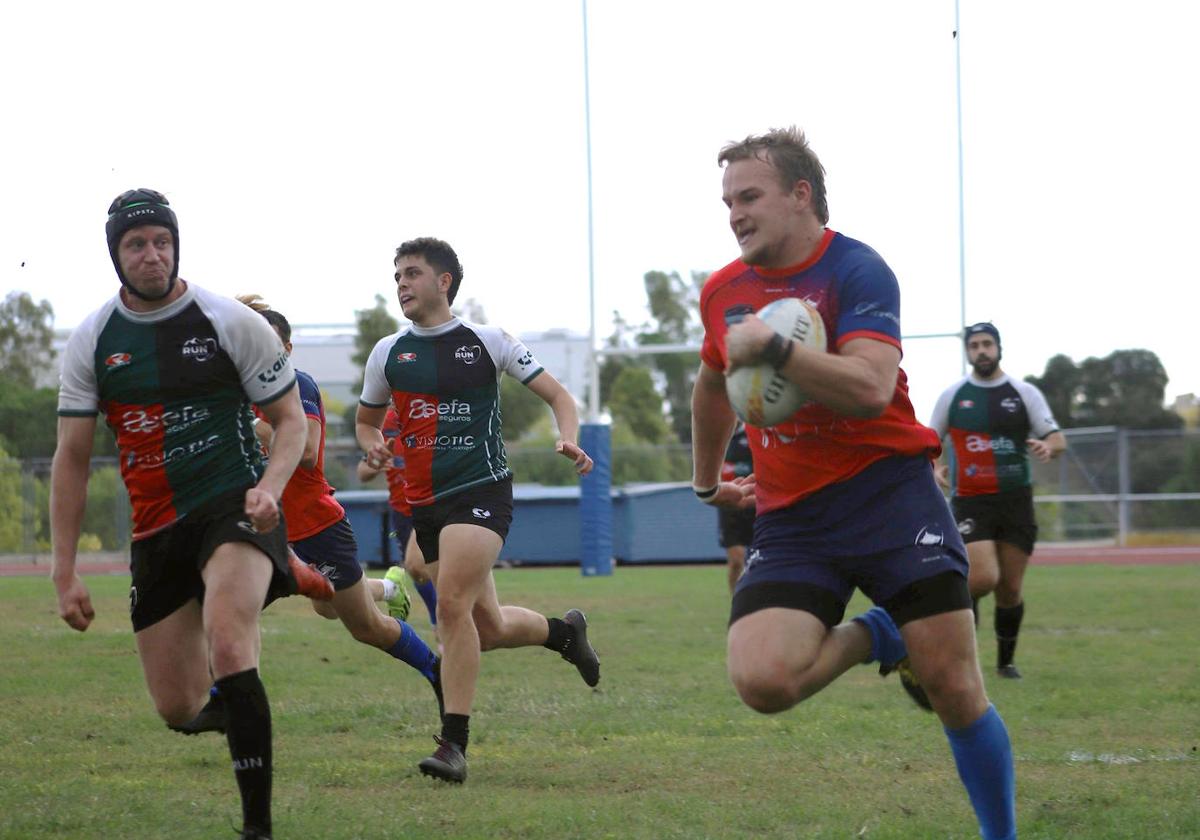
xmin=762 ymin=333 xmax=794 ymax=369
xmin=693 ymin=484 xmax=719 ymax=502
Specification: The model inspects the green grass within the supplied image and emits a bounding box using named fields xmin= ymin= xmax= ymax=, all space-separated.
xmin=2 ymin=564 xmax=1197 ymax=839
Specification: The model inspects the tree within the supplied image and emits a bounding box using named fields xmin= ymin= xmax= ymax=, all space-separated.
xmin=350 ymin=294 xmax=399 ymax=394
xmin=342 ymin=295 xmax=400 ymax=434
xmin=599 ymin=270 xmax=708 ymax=443
xmin=608 ymin=366 xmax=672 ymax=444
xmin=1025 ymin=354 xmax=1080 ymax=428
xmin=638 ymin=270 xmax=706 ymax=442
xmin=1026 ymin=349 xmax=1181 ymax=430
xmin=0 ymin=291 xmax=56 ymax=389
xmin=500 ymin=375 xmax=548 ymax=441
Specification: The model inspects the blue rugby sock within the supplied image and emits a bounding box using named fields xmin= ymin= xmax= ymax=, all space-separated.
xmin=415 ymin=580 xmax=438 ymax=626
xmin=387 ymin=618 xmax=439 ymax=681
xmin=851 ymin=606 xmax=907 ymax=666
xmin=945 ymin=704 xmax=1016 ymax=840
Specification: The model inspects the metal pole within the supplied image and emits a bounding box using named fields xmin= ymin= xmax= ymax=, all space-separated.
xmin=582 ymin=0 xmax=600 ymax=421
xmin=954 ymin=0 xmax=967 ymax=375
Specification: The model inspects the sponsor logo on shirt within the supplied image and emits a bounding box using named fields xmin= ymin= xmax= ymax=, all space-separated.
xmin=915 ymin=526 xmax=945 ymax=547
xmin=455 ymin=345 xmax=481 ymax=365
xmin=965 ymin=434 xmax=1016 ymax=453
xmin=125 ymin=433 xmax=222 ymax=469
xmin=408 ymin=399 xmax=471 ymax=421
xmin=958 ymin=399 xmax=975 ymax=409
xmin=257 ymin=351 xmax=290 ymax=384
xmin=1000 ymin=397 xmax=1021 ymax=413
xmin=517 ymin=351 xmax=534 ymax=368
xmin=407 ymin=433 xmax=476 ymax=449
xmin=105 ymin=352 xmax=133 ymax=368
xmin=853 ymin=301 xmax=900 ymax=325
xmin=181 ymin=336 xmax=218 ymax=362
xmin=396 ymin=352 xmax=418 ymax=363
xmin=121 ymin=405 xmax=211 ymax=435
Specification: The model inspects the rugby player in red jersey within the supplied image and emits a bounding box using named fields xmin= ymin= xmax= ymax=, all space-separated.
xmin=690 ymin=130 xmax=1017 ymax=840
xmin=241 ymin=299 xmax=443 ymax=720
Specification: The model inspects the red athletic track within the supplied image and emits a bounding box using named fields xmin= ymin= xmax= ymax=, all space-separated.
xmin=2 ymin=545 xmax=1198 ymax=578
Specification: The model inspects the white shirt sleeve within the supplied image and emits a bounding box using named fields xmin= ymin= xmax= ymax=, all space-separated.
xmin=476 ymin=324 xmax=544 ymax=384
xmin=56 ymin=309 xmax=106 ymax=416
xmin=928 ymin=382 xmax=958 ymax=440
xmin=360 ymin=332 xmax=400 ymax=406
xmin=1015 ymin=380 xmax=1060 ymax=439
xmin=199 ymin=290 xmax=296 ymax=404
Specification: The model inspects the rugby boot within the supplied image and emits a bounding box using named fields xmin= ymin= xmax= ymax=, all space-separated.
xmin=419 ymin=736 xmax=467 ymax=783
xmin=288 ymin=552 xmax=334 ymax=601
xmin=560 ymin=609 xmax=600 ymax=687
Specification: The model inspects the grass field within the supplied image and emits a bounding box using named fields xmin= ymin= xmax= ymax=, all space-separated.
xmin=1 ymin=563 xmax=1197 ymax=839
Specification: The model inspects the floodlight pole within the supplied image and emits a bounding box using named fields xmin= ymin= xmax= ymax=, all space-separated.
xmin=955 ymin=0 xmax=968 ymax=374
xmin=583 ymin=0 xmax=600 ymax=422
xmin=579 ymin=0 xmax=612 ymax=576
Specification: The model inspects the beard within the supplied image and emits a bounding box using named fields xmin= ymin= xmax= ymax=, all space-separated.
xmin=971 ymin=355 xmax=999 ymax=378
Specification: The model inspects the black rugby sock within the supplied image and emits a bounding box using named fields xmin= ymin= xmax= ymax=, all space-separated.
xmin=543 ymin=617 xmax=573 ymax=653
xmin=441 ymin=713 xmax=470 ymax=754
xmin=216 ymin=668 xmax=273 ymax=835
xmin=994 ymin=602 xmax=1025 ymax=668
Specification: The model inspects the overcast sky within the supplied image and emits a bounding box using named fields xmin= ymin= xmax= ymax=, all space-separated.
xmin=3 ymin=1 xmax=1196 ymax=421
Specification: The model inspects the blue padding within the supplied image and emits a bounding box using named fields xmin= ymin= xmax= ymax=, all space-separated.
xmin=579 ymin=423 xmax=614 ymax=576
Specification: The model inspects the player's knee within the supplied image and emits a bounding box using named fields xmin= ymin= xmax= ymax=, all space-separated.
xmin=968 ymin=565 xmax=999 ymax=597
xmin=435 ymin=596 xmax=472 ymax=628
xmin=993 ymin=580 xmax=1022 ymax=605
xmin=918 ymin=659 xmax=982 ymax=718
xmin=206 ymin=633 xmax=256 ymax=677
xmin=154 ymin=694 xmax=202 ymax=727
xmin=728 ymin=661 xmax=802 ymax=713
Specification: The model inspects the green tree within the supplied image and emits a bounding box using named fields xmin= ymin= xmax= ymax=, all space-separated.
xmin=0 ymin=382 xmax=117 ymax=458
xmin=500 ymin=375 xmax=548 ymax=441
xmin=350 ymin=294 xmax=400 ymax=394
xmin=1025 ymin=354 xmax=1081 ymax=428
xmin=608 ymin=366 xmax=671 ymax=444
xmin=0 ymin=291 xmax=56 ymax=389
xmin=343 ymin=295 xmax=400 ymax=434
xmin=0 ymin=443 xmax=23 ymax=551
xmin=1026 ymin=349 xmax=1182 ymax=430
xmin=638 ymin=270 xmax=706 ymax=442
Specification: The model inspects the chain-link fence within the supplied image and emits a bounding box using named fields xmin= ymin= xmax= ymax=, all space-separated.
xmin=4 ymin=427 xmax=1198 ymax=559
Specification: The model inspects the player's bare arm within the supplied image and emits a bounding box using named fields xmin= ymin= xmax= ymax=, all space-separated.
xmin=524 ymin=372 xmax=593 ymax=475
xmin=355 ymin=403 xmax=392 ymax=470
xmin=690 ymin=361 xmax=754 ymax=509
xmin=726 ymin=315 xmax=899 ymax=418
xmin=249 ymin=384 xmax=306 ymax=532
xmin=1027 ymin=430 xmax=1067 ymax=463
xmin=49 ymin=415 xmax=99 ymax=631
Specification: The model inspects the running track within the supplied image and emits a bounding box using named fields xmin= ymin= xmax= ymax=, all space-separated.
xmin=3 ymin=545 xmax=1198 ymax=577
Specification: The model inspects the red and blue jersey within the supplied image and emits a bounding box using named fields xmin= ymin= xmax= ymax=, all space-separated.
xmin=700 ymin=230 xmax=940 ymax=513
xmin=380 ymin=407 xmax=412 ymax=517
xmin=276 ymin=370 xmax=344 ymax=540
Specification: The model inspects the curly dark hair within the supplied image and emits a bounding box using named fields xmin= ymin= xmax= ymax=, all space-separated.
xmin=394 ymin=237 xmax=464 ymax=304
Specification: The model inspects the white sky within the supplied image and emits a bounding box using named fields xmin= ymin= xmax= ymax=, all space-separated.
xmin=3 ymin=1 xmax=1197 ymax=422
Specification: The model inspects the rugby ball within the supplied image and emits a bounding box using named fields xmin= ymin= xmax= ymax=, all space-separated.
xmin=725 ymin=297 xmax=826 ymax=427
